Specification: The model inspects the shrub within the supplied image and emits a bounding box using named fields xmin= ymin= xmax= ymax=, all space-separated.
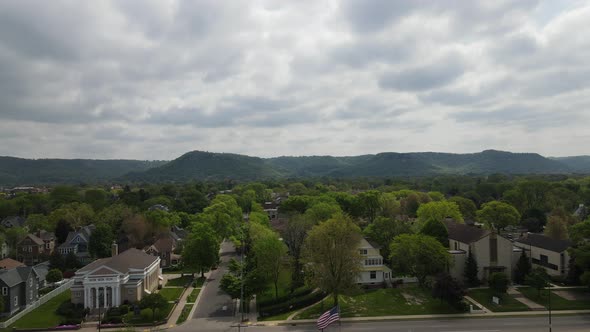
xmin=119 ymin=304 xmax=130 ymax=315
xmin=488 ymin=272 xmax=509 ymax=295
xmin=259 ymin=291 xmax=326 ymax=318
xmin=257 ymin=287 xmax=313 ymax=308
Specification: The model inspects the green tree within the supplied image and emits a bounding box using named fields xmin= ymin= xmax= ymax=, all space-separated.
xmin=88 ymin=223 xmax=115 ymax=258
xmin=252 ymin=233 xmax=288 ymax=300
xmin=46 ymin=269 xmax=63 ymax=283
xmin=25 ymin=214 xmax=51 ymax=232
xmin=569 ymin=243 xmax=590 ymax=287
xmin=140 ymin=293 xmax=168 ymax=322
xmin=476 ymin=201 xmax=520 ymax=230
xmin=544 ymin=215 xmax=569 ymax=240
xmin=417 ymin=201 xmax=463 ymax=224
xmin=282 ymin=214 xmax=313 ymax=290
xmin=84 ymin=189 xmax=109 ymax=212
xmin=525 ymin=267 xmax=550 ymax=298
xmin=380 ymin=193 xmax=401 ymax=219
xmin=356 ymin=190 xmax=382 ymax=223
xmin=514 ymin=250 xmax=531 ymax=285
xmin=363 ymin=217 xmax=412 ymax=260
xmin=49 ymin=251 xmax=65 ymax=271
xmin=389 ymin=234 xmax=451 ymax=287
xmin=97 ymin=204 xmax=134 ymax=236
xmin=182 ymin=223 xmax=220 ymax=277
xmin=570 ymin=220 xmax=590 ymax=245
xmin=432 ymin=273 xmax=465 ymax=308
xmin=488 ymin=272 xmax=509 ymax=295
xmin=301 ymin=213 xmax=362 ymax=306
xmin=304 ymin=202 xmax=342 ymax=224
xmin=49 ymin=186 xmax=80 ymax=207
xmin=65 ymin=251 xmax=81 ymax=270
xmin=448 ymin=196 xmax=477 ymax=220
xmin=464 ymin=251 xmax=479 ymax=287
xmin=419 ymin=219 xmax=449 ymax=247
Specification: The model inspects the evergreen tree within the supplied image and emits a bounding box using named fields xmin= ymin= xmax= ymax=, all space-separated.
xmin=49 ymin=251 xmax=65 ymax=271
xmin=463 ymin=250 xmax=479 ymax=287
xmin=514 ymin=251 xmax=531 ymax=284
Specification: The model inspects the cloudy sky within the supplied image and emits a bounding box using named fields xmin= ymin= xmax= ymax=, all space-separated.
xmin=1 ymin=0 xmax=589 ymax=160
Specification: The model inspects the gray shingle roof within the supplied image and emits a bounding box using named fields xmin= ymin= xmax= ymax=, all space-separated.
xmin=78 ymin=248 xmax=159 ymax=275
xmin=0 ymin=266 xmax=34 ymax=287
xmin=443 ymin=219 xmax=490 ymax=244
xmin=515 ymin=233 xmax=572 ymax=253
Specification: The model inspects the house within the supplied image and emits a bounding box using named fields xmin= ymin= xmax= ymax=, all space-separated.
xmin=1 ymin=241 xmax=9 ymax=259
xmin=573 ymin=204 xmax=588 ymax=220
xmin=357 ymin=238 xmax=392 ymax=286
xmin=16 ymin=231 xmax=56 ymax=266
xmin=514 ymin=233 xmax=572 ymax=277
xmin=58 ymin=225 xmax=95 ymax=264
xmin=144 ymin=234 xmax=180 ymax=268
xmin=32 ymin=261 xmax=50 ymax=288
xmin=444 ymin=219 xmax=513 ymax=282
xmin=148 ymin=204 xmax=169 ymax=212
xmin=170 ymin=225 xmax=188 ymax=241
xmin=0 ymin=266 xmax=40 ymax=317
xmin=0 ymin=258 xmax=25 ymax=270
xmin=1 ymin=216 xmax=26 ymax=229
xmin=70 ymin=246 xmax=161 ymax=309
xmin=262 ymin=202 xmax=279 ymax=220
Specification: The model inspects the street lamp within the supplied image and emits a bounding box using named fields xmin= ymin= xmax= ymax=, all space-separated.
xmin=548 ymin=284 xmax=552 ymax=332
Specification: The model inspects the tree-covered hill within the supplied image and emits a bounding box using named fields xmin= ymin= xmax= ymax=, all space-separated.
xmin=551 ymin=156 xmax=590 ymax=173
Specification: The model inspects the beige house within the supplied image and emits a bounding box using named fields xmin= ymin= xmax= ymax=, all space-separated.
xmin=71 ymin=247 xmax=161 ymax=309
xmin=514 ymin=233 xmax=571 ymax=277
xmin=444 ymin=220 xmax=513 ymax=282
xmin=357 ymin=238 xmax=392 ymax=285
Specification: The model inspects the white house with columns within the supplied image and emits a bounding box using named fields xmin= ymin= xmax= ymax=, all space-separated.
xmin=71 ymin=246 xmax=161 ymax=309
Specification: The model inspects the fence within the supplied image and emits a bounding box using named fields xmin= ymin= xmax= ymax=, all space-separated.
xmin=0 ymin=279 xmax=74 ymax=328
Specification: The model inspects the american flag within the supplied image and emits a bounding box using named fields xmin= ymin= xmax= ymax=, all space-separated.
xmin=317 ymin=306 xmax=340 ymax=330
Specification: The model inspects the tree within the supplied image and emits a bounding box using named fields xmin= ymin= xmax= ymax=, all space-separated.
xmin=513 ymin=250 xmax=531 ymax=285
xmin=304 ymin=202 xmax=342 ymax=224
xmin=88 ymin=223 xmax=114 ymax=258
xmin=488 ymin=272 xmax=509 ymax=295
xmin=301 ymin=213 xmax=362 ymax=306
xmin=419 ymin=219 xmax=449 ymax=247
xmin=252 ymin=233 xmax=288 ymax=300
xmin=448 ymin=196 xmax=477 ymax=220
xmin=389 ymin=234 xmax=451 ymax=287
xmin=65 ymin=251 xmax=80 ymax=270
xmin=46 ymin=269 xmax=63 ymax=283
xmin=380 ymin=193 xmax=401 ymax=219
xmin=525 ymin=267 xmax=550 ymax=298
xmin=432 ymin=273 xmax=465 ymax=308
xmin=476 ymin=201 xmax=520 ymax=230
xmin=570 ymin=220 xmax=590 ymax=245
xmin=49 ymin=202 xmax=95 ymax=229
xmin=363 ymin=217 xmax=412 ymax=260
xmin=544 ymin=215 xmax=569 ymax=240
xmin=464 ymin=251 xmax=479 ymax=287
xmin=356 ymin=190 xmax=382 ymax=223
xmin=282 ymin=214 xmax=313 ymax=290
xmin=182 ymin=223 xmax=220 ymax=277
xmin=140 ymin=293 xmax=168 ymax=322
xmin=569 ymin=243 xmax=590 ymax=287
xmin=49 ymin=251 xmax=65 ymax=271
xmin=25 ymin=214 xmax=51 ymax=232
xmin=84 ymin=189 xmax=109 ymax=212
xmin=417 ymin=201 xmax=463 ymax=224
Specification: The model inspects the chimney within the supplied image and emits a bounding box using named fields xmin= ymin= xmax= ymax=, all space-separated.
xmin=111 ymin=241 xmax=118 ymax=257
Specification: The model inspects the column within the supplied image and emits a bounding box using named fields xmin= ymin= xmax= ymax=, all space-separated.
xmin=103 ymin=287 xmax=107 ymax=308
xmin=94 ymin=288 xmax=98 ymax=309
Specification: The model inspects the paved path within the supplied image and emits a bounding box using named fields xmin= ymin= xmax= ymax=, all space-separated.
xmin=166 ymin=285 xmax=194 ymax=328
xmin=508 ymin=287 xmax=545 ymax=311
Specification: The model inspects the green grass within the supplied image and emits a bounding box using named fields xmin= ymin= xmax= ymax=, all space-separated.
xmin=159 ymin=287 xmax=184 ymax=301
xmin=187 ymin=288 xmax=201 ymax=303
xmin=258 ymin=310 xmax=296 ymax=321
xmin=467 ymin=289 xmax=530 ymax=312
xmin=176 ymin=304 xmax=194 ymax=325
xmin=166 ymin=275 xmax=193 ymax=287
xmin=518 ymin=287 xmax=590 ymax=310
xmin=193 ymin=277 xmax=206 ymax=287
xmin=123 ymin=302 xmax=174 ymax=324
xmin=257 ymin=265 xmax=292 ymax=304
xmin=295 ymin=287 xmax=466 ymax=319
xmin=9 ymin=290 xmax=71 ymax=329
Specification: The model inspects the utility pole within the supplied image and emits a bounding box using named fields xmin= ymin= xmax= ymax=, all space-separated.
xmin=548 ymin=285 xmax=552 ymax=332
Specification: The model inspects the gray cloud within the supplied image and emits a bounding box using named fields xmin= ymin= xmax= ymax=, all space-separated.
xmin=379 ymin=57 xmax=466 ymax=91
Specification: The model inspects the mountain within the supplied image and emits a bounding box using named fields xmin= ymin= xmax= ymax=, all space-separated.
xmin=551 ymin=156 xmax=590 ymax=173
xmin=1 ymin=150 xmax=588 ymax=185
xmin=0 ymin=157 xmax=165 ymax=186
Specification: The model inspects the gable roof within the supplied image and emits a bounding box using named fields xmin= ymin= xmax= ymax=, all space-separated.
xmin=443 ymin=219 xmax=490 ymax=244
xmin=0 ymin=266 xmax=33 ymax=287
xmin=59 ymin=225 xmax=95 ymax=249
xmin=152 ymin=236 xmax=175 ymax=253
xmin=20 ymin=233 xmax=44 ymax=246
xmin=515 ymin=233 xmax=572 ymax=253
xmin=78 ymin=248 xmax=159 ymax=275
xmin=0 ymin=258 xmax=25 ymax=270
xmin=1 ymin=216 xmax=25 ymax=227
xmin=33 ymin=261 xmax=50 ymax=280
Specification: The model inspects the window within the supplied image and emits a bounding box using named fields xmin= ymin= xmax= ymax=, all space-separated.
xmin=2 ymin=287 xmax=7 ymax=295
xmin=490 ymin=238 xmax=497 ymax=263
xmin=540 ymin=255 xmax=548 ymax=263
xmin=454 ymin=242 xmax=458 ymax=250
xmin=127 ymin=289 xmax=134 ymax=295
xmin=370 ymin=271 xmax=376 ymax=279
xmin=359 ymin=249 xmax=367 ymax=255
xmin=14 ymin=296 xmax=17 ymax=306
xmin=29 ymin=289 xmax=32 ymax=300
xmin=29 ymin=278 xmax=32 ymax=287
xmin=45 ymin=242 xmax=50 ymax=249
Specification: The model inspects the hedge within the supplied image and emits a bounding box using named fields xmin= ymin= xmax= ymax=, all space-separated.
xmin=259 ymin=290 xmax=326 ymax=318
xmin=257 ymin=287 xmax=313 ymax=308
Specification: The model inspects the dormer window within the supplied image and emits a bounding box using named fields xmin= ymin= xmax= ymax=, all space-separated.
xmin=359 ymin=249 xmax=367 ymax=255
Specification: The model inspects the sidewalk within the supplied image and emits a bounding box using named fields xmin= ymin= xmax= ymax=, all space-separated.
xmin=166 ymin=285 xmax=194 ymax=327
xmin=508 ymin=287 xmax=545 ymax=311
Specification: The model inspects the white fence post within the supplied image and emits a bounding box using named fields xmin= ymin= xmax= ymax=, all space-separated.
xmin=0 ymin=279 xmax=74 ymax=328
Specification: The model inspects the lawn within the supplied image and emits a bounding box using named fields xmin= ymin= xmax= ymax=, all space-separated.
xmin=176 ymin=304 xmax=194 ymax=325
xmin=166 ymin=275 xmax=193 ymax=287
xmin=9 ymin=290 xmax=71 ymax=329
xmin=187 ymin=288 xmax=201 ymax=303
xmin=295 ymin=287 xmax=466 ymax=319
xmin=518 ymin=287 xmax=590 ymax=310
xmin=193 ymin=277 xmax=206 ymax=287
xmin=123 ymin=302 xmax=174 ymax=324
xmin=159 ymin=287 xmax=184 ymax=301
xmin=258 ymin=309 xmax=297 ymax=321
xmin=467 ymin=289 xmax=530 ymax=312
xmin=257 ymin=265 xmax=292 ymax=304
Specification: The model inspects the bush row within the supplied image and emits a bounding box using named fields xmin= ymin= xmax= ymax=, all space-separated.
xmin=257 ymin=287 xmax=313 ymax=308
xmin=259 ymin=290 xmax=325 ymax=318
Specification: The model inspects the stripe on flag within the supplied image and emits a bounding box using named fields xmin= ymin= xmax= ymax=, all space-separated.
xmin=317 ymin=306 xmax=340 ymax=330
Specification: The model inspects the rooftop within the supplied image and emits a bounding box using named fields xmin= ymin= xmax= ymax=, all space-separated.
xmin=515 ymin=233 xmax=572 ymax=253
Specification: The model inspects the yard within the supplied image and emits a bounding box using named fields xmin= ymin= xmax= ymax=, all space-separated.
xmin=176 ymin=304 xmax=194 ymax=324
xmin=159 ymin=287 xmax=185 ymax=301
xmin=123 ymin=302 xmax=174 ymax=324
xmin=518 ymin=287 xmax=590 ymax=310
xmin=295 ymin=286 xmax=467 ymax=319
xmin=467 ymin=289 xmax=530 ymax=312
xmin=187 ymin=288 xmax=201 ymax=303
xmin=166 ymin=275 xmax=193 ymax=287
xmin=8 ymin=290 xmax=71 ymax=329
xmin=257 ymin=265 xmax=292 ymax=304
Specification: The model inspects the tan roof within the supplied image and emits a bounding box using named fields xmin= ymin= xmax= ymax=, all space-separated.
xmin=0 ymin=258 xmax=25 ymax=270
xmin=153 ymin=237 xmax=175 ymax=253
xmin=78 ymin=248 xmax=159 ymax=275
xmin=88 ymin=267 xmax=118 ymax=276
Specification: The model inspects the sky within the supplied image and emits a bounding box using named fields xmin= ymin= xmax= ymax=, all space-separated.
xmin=1 ymin=0 xmax=589 ymax=160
